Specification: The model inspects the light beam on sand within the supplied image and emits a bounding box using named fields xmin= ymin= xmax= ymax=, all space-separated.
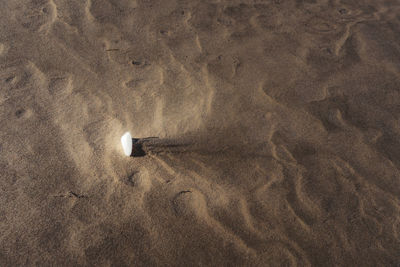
xmin=121 ymin=132 xmax=133 ymax=156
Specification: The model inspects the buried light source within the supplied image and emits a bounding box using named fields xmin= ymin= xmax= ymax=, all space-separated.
xmin=121 ymin=132 xmax=133 ymax=156
xmin=121 ymin=132 xmax=147 ymax=157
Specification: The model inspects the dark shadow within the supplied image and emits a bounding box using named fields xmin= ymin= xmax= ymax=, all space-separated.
xmin=130 ymin=138 xmax=147 ymax=157
xmin=129 ymin=136 xmax=272 ymax=159
xmin=130 ymin=137 xmax=193 ymax=157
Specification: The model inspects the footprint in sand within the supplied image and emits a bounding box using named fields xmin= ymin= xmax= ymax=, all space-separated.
xmin=305 ymin=17 xmax=338 ymax=34
xmin=172 ymin=189 xmax=208 ymax=219
xmin=17 ymin=0 xmax=57 ymax=32
xmin=15 ymin=109 xmax=26 ymax=118
xmin=48 ymin=75 xmax=73 ymax=96
xmin=123 ymin=169 xmax=151 ymax=192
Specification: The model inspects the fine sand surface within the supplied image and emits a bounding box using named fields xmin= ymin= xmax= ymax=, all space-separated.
xmin=1 ymin=0 xmax=400 ymax=266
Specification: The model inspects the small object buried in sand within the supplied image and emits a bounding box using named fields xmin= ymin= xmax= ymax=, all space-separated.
xmin=121 ymin=132 xmax=133 ymax=156
xmin=121 ymin=132 xmax=147 ymax=157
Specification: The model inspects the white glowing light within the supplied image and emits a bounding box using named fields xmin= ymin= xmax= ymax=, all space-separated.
xmin=121 ymin=132 xmax=133 ymax=156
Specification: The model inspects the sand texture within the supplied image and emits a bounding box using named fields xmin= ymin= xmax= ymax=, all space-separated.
xmin=1 ymin=0 xmax=400 ymax=266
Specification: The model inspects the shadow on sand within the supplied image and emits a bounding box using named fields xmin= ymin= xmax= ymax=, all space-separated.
xmin=130 ymin=137 xmax=192 ymax=157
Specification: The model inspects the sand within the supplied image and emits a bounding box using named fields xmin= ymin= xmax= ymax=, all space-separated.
xmin=1 ymin=0 xmax=400 ymax=266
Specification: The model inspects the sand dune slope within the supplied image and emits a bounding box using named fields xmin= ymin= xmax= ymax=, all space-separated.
xmin=1 ymin=0 xmax=400 ymax=266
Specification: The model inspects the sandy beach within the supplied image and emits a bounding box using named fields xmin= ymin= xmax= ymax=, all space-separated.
xmin=1 ymin=0 xmax=400 ymax=265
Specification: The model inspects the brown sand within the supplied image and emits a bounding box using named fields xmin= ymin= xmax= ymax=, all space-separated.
xmin=1 ymin=0 xmax=400 ymax=266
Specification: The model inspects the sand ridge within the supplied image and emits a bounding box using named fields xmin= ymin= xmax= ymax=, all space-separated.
xmin=0 ymin=0 xmax=400 ymax=266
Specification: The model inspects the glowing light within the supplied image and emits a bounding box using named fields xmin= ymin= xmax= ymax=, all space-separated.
xmin=121 ymin=132 xmax=133 ymax=156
